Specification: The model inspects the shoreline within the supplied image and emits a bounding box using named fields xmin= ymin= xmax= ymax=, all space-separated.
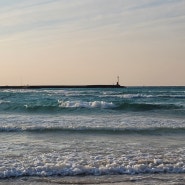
xmin=0 ymin=174 xmax=185 ymax=185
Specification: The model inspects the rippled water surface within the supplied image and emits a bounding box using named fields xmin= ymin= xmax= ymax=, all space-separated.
xmin=0 ymin=86 xmax=185 ymax=180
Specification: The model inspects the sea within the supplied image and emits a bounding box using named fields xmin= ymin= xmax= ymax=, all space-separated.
xmin=0 ymin=86 xmax=185 ymax=184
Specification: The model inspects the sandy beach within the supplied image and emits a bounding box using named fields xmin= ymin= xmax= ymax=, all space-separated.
xmin=0 ymin=174 xmax=185 ymax=185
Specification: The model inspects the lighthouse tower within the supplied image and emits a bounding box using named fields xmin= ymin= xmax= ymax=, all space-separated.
xmin=116 ymin=76 xmax=120 ymax=86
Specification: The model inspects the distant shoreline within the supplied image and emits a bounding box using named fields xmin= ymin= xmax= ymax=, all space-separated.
xmin=0 ymin=85 xmax=126 ymax=89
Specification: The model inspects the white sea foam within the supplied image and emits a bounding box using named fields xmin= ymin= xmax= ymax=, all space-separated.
xmin=0 ymin=100 xmax=10 ymax=104
xmin=118 ymin=93 xmax=185 ymax=99
xmin=122 ymin=94 xmax=154 ymax=99
xmin=58 ymin=100 xmax=116 ymax=109
xmin=0 ymin=151 xmax=185 ymax=178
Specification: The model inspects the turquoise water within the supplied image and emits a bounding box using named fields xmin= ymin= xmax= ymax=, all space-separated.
xmin=0 ymin=87 xmax=185 ymax=178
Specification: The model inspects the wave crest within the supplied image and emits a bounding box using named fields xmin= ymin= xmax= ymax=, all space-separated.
xmin=58 ymin=100 xmax=116 ymax=109
xmin=0 ymin=100 xmax=183 ymax=113
xmin=1 ymin=126 xmax=185 ymax=135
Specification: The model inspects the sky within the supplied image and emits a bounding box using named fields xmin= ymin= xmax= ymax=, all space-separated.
xmin=0 ymin=0 xmax=185 ymax=86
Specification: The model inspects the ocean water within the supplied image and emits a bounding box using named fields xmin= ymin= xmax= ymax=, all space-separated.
xmin=0 ymin=86 xmax=185 ymax=183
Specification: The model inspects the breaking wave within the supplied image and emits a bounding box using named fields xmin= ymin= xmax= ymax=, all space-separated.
xmin=1 ymin=126 xmax=185 ymax=135
xmin=0 ymin=100 xmax=183 ymax=113
xmin=58 ymin=100 xmax=116 ymax=109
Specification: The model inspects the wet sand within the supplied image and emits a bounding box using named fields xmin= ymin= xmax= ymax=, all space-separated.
xmin=0 ymin=174 xmax=185 ymax=185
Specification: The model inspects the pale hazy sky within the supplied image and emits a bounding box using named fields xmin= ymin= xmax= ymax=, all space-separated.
xmin=0 ymin=0 xmax=185 ymax=86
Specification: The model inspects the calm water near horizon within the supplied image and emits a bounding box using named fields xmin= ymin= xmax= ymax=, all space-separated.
xmin=0 ymin=86 xmax=185 ymax=184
